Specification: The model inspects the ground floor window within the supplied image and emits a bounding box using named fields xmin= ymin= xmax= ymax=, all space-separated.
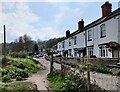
xmin=79 ymin=52 xmax=83 ymax=58
xmin=74 ymin=50 xmax=77 ymax=57
xmin=99 ymin=45 xmax=108 ymax=57
xmin=88 ymin=47 xmax=93 ymax=56
xmin=68 ymin=49 xmax=72 ymax=56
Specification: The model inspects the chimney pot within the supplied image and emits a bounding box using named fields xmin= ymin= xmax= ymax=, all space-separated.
xmin=78 ymin=19 xmax=84 ymax=31
xmin=66 ymin=30 xmax=70 ymax=38
xmin=101 ymin=1 xmax=112 ymax=17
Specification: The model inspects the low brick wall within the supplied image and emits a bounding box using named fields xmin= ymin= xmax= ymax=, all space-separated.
xmin=85 ymin=58 xmax=119 ymax=66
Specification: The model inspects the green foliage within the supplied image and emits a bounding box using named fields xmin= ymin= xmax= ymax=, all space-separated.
xmin=9 ymin=34 xmax=35 ymax=52
xmin=0 ymin=82 xmax=38 ymax=92
xmin=33 ymin=43 xmax=39 ymax=53
xmin=12 ymin=58 xmax=40 ymax=73
xmin=9 ymin=52 xmax=28 ymax=58
xmin=37 ymin=37 xmax=65 ymax=49
xmin=2 ymin=75 xmax=11 ymax=82
xmin=90 ymin=64 xmax=111 ymax=74
xmin=47 ymin=70 xmax=87 ymax=92
xmin=47 ymin=71 xmax=64 ymax=90
xmin=1 ymin=58 xmax=42 ymax=82
xmin=3 ymin=65 xmax=29 ymax=79
xmin=16 ymin=76 xmax=24 ymax=81
xmin=47 ymin=70 xmax=104 ymax=92
xmin=2 ymin=57 xmax=10 ymax=67
xmin=62 ymin=71 xmax=87 ymax=92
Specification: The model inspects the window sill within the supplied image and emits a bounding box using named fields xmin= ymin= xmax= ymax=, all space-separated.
xmin=100 ymin=35 xmax=106 ymax=38
xmin=88 ymin=39 xmax=92 ymax=41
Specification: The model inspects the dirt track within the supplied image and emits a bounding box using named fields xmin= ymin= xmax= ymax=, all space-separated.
xmin=26 ymin=57 xmax=60 ymax=91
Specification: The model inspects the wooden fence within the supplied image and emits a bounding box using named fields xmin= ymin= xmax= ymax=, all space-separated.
xmin=45 ymin=56 xmax=119 ymax=66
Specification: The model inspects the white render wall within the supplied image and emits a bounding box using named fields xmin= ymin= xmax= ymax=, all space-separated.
xmin=57 ymin=15 xmax=119 ymax=58
xmin=98 ymin=18 xmax=118 ymax=44
xmin=74 ymin=31 xmax=85 ymax=48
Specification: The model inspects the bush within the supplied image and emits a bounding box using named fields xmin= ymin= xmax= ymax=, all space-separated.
xmin=90 ymin=64 xmax=111 ymax=74
xmin=17 ymin=70 xmax=29 ymax=78
xmin=2 ymin=75 xmax=11 ymax=82
xmin=2 ymin=66 xmax=29 ymax=79
xmin=47 ymin=71 xmax=64 ymax=90
xmin=12 ymin=58 xmax=40 ymax=73
xmin=10 ymin=52 xmax=28 ymax=58
xmin=2 ymin=57 xmax=10 ymax=67
xmin=16 ymin=76 xmax=24 ymax=81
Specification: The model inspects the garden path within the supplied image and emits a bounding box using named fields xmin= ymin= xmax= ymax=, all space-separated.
xmin=26 ymin=57 xmax=61 ymax=91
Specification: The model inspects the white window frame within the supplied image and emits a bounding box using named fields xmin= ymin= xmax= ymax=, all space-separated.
xmin=69 ymin=39 xmax=71 ymax=46
xmin=62 ymin=41 xmax=64 ymax=48
xmin=74 ymin=36 xmax=77 ymax=45
xmin=74 ymin=50 xmax=77 ymax=57
xmin=100 ymin=24 xmax=106 ymax=38
xmin=59 ymin=45 xmax=61 ymax=49
xmin=99 ymin=45 xmax=108 ymax=57
xmin=88 ymin=47 xmax=93 ymax=56
xmin=88 ymin=30 xmax=92 ymax=41
xmin=68 ymin=49 xmax=72 ymax=56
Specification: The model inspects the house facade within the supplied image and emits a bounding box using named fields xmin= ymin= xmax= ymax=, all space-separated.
xmin=57 ymin=1 xmax=120 ymax=58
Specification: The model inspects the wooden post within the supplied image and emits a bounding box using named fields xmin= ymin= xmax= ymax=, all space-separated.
xmin=87 ymin=63 xmax=90 ymax=92
xmin=3 ymin=25 xmax=6 ymax=59
xmin=60 ymin=58 xmax=64 ymax=78
xmin=50 ymin=51 xmax=54 ymax=73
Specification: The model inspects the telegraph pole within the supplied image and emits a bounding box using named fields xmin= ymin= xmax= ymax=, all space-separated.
xmin=3 ymin=25 xmax=6 ymax=59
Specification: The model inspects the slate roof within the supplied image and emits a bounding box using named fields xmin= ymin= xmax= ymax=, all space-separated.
xmin=62 ymin=7 xmax=120 ymax=41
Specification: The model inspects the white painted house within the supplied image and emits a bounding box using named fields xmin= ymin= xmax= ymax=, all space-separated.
xmin=57 ymin=1 xmax=120 ymax=58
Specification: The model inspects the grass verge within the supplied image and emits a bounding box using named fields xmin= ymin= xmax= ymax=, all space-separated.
xmin=0 ymin=81 xmax=38 ymax=92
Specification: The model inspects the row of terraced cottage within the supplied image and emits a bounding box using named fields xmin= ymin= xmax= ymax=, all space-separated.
xmin=57 ymin=1 xmax=120 ymax=58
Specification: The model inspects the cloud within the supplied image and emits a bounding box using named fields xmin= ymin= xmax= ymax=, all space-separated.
xmin=0 ymin=2 xmax=40 ymax=42
xmin=53 ymin=4 xmax=84 ymax=33
xmin=1 ymin=2 xmax=64 ymax=43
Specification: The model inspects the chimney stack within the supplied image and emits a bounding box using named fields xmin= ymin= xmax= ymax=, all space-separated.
xmin=101 ymin=1 xmax=112 ymax=17
xmin=66 ymin=30 xmax=70 ymax=38
xmin=78 ymin=19 xmax=84 ymax=31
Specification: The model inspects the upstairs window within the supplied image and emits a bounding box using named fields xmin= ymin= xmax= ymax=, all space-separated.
xmin=69 ymin=39 xmax=71 ymax=46
xmin=74 ymin=36 xmax=77 ymax=45
xmin=62 ymin=41 xmax=64 ymax=48
xmin=59 ymin=45 xmax=61 ymax=49
xmin=88 ymin=30 xmax=92 ymax=41
xmin=100 ymin=24 xmax=106 ymax=38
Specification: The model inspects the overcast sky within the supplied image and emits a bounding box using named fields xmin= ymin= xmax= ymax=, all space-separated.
xmin=0 ymin=0 xmax=119 ymax=43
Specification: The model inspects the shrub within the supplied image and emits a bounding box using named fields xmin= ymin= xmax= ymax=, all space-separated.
xmin=16 ymin=76 xmax=23 ymax=81
xmin=2 ymin=75 xmax=11 ymax=82
xmin=2 ymin=57 xmax=10 ymax=67
xmin=90 ymin=64 xmax=111 ymax=74
xmin=1 ymin=69 xmax=9 ymax=77
xmin=17 ymin=70 xmax=29 ymax=78
xmin=3 ymin=66 xmax=29 ymax=79
xmin=10 ymin=52 xmax=28 ymax=58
